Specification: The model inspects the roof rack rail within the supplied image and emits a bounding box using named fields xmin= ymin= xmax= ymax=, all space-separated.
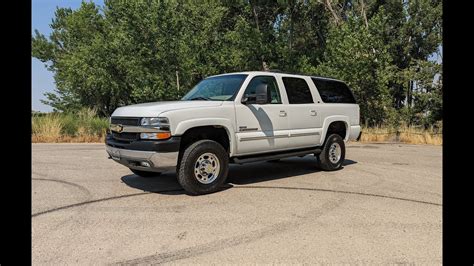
xmin=260 ymin=69 xmax=340 ymax=81
xmin=264 ymin=69 xmax=305 ymax=75
xmin=265 ymin=69 xmax=283 ymax=73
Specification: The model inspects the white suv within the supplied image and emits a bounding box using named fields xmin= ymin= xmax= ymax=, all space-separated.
xmin=106 ymin=71 xmax=361 ymax=195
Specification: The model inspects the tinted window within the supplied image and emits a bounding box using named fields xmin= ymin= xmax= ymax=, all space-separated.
xmin=282 ymin=77 xmax=314 ymax=104
xmin=244 ymin=76 xmax=282 ymax=104
xmin=311 ymin=78 xmax=356 ymax=103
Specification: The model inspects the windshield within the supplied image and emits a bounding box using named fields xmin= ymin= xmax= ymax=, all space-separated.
xmin=181 ymin=74 xmax=248 ymax=101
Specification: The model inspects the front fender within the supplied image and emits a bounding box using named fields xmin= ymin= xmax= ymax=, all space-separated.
xmin=174 ymin=118 xmax=237 ymax=156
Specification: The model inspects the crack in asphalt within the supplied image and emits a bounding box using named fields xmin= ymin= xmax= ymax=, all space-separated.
xmin=32 ymin=182 xmax=441 ymax=264
xmin=32 ymin=143 xmax=441 ymax=264
xmin=233 ymin=185 xmax=442 ymax=206
xmin=32 ymin=175 xmax=97 ymax=235
xmin=31 ymin=189 xmax=183 ymax=218
xmin=113 ymin=186 xmax=441 ymax=264
xmin=32 ymin=177 xmax=92 ymax=198
xmin=32 ymin=183 xmax=441 ymax=219
xmin=114 ymin=197 xmax=346 ymax=265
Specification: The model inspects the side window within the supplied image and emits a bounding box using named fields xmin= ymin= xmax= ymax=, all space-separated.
xmin=311 ymin=78 xmax=356 ymax=103
xmin=282 ymin=77 xmax=314 ymax=104
xmin=244 ymin=76 xmax=282 ymax=104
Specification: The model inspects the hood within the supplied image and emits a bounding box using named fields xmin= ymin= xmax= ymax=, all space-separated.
xmin=111 ymin=101 xmax=224 ymax=117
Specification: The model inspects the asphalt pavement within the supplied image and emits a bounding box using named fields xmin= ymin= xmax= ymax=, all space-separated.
xmin=32 ymin=142 xmax=442 ymax=264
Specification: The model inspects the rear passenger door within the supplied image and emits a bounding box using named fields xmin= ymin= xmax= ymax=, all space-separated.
xmin=281 ymin=76 xmax=322 ymax=148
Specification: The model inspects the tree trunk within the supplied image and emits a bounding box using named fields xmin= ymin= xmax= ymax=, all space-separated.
xmin=251 ymin=1 xmax=260 ymax=32
xmin=325 ymin=0 xmax=340 ymax=26
xmin=360 ymin=0 xmax=369 ymax=29
xmin=176 ymin=70 xmax=180 ymax=93
xmin=250 ymin=1 xmax=268 ymax=71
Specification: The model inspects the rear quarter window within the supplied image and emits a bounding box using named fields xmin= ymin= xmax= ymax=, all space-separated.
xmin=311 ymin=78 xmax=356 ymax=104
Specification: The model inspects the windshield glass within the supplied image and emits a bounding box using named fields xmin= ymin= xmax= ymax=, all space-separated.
xmin=181 ymin=74 xmax=248 ymax=101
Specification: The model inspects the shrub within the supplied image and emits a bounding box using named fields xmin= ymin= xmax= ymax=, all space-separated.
xmin=32 ymin=108 xmax=109 ymax=142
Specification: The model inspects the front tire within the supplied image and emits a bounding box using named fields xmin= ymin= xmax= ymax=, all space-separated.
xmin=130 ymin=168 xmax=161 ymax=177
xmin=177 ymin=140 xmax=229 ymax=195
xmin=318 ymin=134 xmax=345 ymax=171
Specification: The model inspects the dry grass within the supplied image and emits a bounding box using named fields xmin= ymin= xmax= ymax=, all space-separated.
xmin=32 ymin=111 xmax=441 ymax=145
xmin=32 ymin=109 xmax=108 ymax=143
xmin=32 ymin=114 xmax=63 ymax=142
xmin=361 ymin=125 xmax=442 ymax=145
xmin=360 ymin=126 xmax=393 ymax=143
xmin=31 ymin=135 xmax=105 ymax=143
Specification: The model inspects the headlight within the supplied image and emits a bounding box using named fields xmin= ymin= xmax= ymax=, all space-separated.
xmin=140 ymin=117 xmax=170 ymax=139
xmin=140 ymin=117 xmax=169 ymax=129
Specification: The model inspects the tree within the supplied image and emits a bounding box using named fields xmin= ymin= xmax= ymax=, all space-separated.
xmin=311 ymin=11 xmax=396 ymax=126
xmin=32 ymin=0 xmax=442 ymax=127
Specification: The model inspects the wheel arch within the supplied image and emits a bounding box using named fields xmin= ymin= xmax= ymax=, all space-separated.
xmin=174 ymin=118 xmax=236 ymax=156
xmin=320 ymin=116 xmax=351 ymax=143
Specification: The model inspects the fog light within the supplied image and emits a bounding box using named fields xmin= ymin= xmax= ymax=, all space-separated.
xmin=140 ymin=132 xmax=171 ymax=140
xmin=140 ymin=162 xmax=151 ymax=167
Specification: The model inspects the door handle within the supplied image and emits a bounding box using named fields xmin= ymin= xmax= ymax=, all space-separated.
xmin=279 ymin=110 xmax=287 ymax=117
xmin=310 ymin=110 xmax=317 ymax=116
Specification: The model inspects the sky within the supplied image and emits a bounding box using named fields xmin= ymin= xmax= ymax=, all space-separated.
xmin=32 ymin=0 xmax=104 ymax=112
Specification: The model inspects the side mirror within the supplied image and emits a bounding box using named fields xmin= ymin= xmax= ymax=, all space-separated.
xmin=242 ymin=84 xmax=270 ymax=104
xmin=255 ymin=83 xmax=269 ymax=104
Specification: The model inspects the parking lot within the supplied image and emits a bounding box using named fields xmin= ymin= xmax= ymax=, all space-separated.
xmin=32 ymin=143 xmax=442 ymax=264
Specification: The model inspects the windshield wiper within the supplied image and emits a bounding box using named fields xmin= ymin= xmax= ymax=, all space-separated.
xmin=188 ymin=96 xmax=211 ymax=101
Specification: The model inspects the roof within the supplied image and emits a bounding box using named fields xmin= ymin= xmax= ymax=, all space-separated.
xmin=206 ymin=70 xmax=344 ymax=83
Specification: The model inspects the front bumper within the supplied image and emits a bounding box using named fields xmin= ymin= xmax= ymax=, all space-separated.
xmin=106 ymin=145 xmax=179 ymax=173
xmin=105 ymin=133 xmax=180 ymax=173
xmin=105 ymin=133 xmax=181 ymax=152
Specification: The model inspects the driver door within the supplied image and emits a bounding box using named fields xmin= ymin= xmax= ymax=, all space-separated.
xmin=234 ymin=75 xmax=290 ymax=155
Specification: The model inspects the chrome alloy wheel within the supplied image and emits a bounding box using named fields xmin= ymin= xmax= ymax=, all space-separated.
xmin=328 ymin=142 xmax=342 ymax=164
xmin=194 ymin=152 xmax=220 ymax=184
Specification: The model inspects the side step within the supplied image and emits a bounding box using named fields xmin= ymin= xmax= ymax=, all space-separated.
xmin=232 ymin=147 xmax=322 ymax=164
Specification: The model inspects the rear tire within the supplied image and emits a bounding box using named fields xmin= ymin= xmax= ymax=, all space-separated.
xmin=130 ymin=169 xmax=161 ymax=178
xmin=177 ymin=140 xmax=229 ymax=195
xmin=318 ymin=134 xmax=345 ymax=171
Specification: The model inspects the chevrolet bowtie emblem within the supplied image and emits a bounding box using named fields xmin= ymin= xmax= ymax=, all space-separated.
xmin=110 ymin=124 xmax=123 ymax=133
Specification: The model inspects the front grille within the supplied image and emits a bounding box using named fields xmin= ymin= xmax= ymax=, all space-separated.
xmin=111 ymin=117 xmax=141 ymax=126
xmin=112 ymin=132 xmax=139 ymax=142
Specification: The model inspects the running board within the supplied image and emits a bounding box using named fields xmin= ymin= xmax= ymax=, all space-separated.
xmin=232 ymin=147 xmax=322 ymax=164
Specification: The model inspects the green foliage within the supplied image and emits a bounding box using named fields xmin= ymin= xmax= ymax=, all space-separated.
xmin=32 ymin=0 xmax=442 ymax=127
xmin=312 ymin=12 xmax=396 ymax=126
xmin=404 ymin=60 xmax=443 ymax=127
